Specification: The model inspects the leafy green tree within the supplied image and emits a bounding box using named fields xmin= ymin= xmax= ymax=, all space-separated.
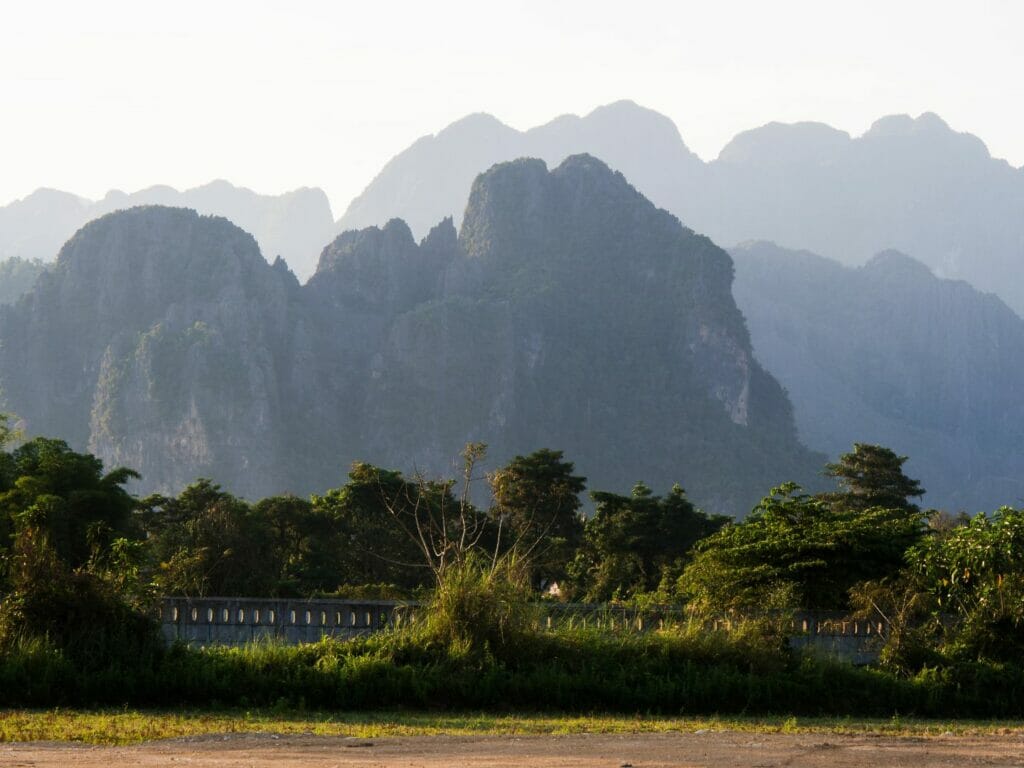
xmin=311 ymin=463 xmax=443 ymax=591
xmin=570 ymin=482 xmax=727 ymax=602
xmin=905 ymin=507 xmax=1024 ymax=662
xmin=0 ymin=437 xmax=158 ymax=664
xmin=252 ymin=494 xmax=343 ymax=596
xmin=823 ymin=443 xmax=925 ymax=513
xmin=0 ymin=437 xmax=139 ymax=571
xmin=141 ymin=480 xmax=274 ymax=597
xmin=679 ymin=482 xmax=924 ymax=614
xmin=489 ymin=449 xmax=586 ymax=588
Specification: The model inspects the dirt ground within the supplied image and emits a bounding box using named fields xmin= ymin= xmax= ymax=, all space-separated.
xmin=4 ymin=731 xmax=1024 ymax=768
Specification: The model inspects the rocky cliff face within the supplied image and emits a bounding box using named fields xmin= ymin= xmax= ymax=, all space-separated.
xmin=0 ymin=161 xmax=821 ymax=516
xmin=0 ymin=207 xmax=310 ymax=496
xmin=732 ymin=241 xmax=1024 ymax=511
xmin=318 ymin=155 xmax=820 ymax=514
xmin=0 ymin=181 xmax=334 ymax=281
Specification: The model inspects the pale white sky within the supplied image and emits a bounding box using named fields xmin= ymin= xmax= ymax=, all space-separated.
xmin=2 ymin=0 xmax=1022 ymax=216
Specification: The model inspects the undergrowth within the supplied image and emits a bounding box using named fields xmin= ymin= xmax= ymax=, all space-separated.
xmin=3 ymin=625 xmax=1024 ymax=717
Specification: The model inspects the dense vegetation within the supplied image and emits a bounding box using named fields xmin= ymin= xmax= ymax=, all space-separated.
xmin=0 ymin=257 xmax=44 ymax=305
xmin=4 ymin=416 xmax=1024 ymax=716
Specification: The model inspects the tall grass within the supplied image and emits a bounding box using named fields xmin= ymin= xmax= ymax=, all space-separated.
xmin=4 ymin=562 xmax=1024 ymax=716
xmin=4 ymin=624 xmax=1024 ymax=716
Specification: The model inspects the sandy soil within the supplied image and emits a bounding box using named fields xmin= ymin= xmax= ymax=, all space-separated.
xmin=3 ymin=731 xmax=1024 ymax=767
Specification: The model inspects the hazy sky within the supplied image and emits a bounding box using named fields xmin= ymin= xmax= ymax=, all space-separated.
xmin=2 ymin=0 xmax=1022 ymax=216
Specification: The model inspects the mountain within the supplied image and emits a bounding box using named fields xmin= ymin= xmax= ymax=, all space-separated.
xmin=731 ymin=241 xmax=1024 ymax=512
xmin=0 ymin=257 xmax=46 ymax=305
xmin=0 ymin=181 xmax=334 ymax=280
xmin=0 ymin=207 xmax=310 ymax=495
xmin=699 ymin=114 xmax=1024 ymax=309
xmin=336 ymin=102 xmax=1024 ymax=314
xmin=338 ymin=101 xmax=703 ymax=238
xmin=0 ymin=158 xmax=822 ymax=516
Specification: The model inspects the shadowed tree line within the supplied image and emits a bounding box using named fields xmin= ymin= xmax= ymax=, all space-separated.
xmin=3 ymin=412 xmax=1024 ymax=678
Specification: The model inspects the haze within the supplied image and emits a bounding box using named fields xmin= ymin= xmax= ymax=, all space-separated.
xmin=2 ymin=0 xmax=1022 ymax=215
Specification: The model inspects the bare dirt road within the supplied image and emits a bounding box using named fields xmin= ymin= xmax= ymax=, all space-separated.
xmin=4 ymin=731 xmax=1024 ymax=768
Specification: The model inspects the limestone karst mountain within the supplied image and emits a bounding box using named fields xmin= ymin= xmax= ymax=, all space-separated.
xmin=337 ymin=102 xmax=1024 ymax=314
xmin=338 ymin=101 xmax=703 ymax=240
xmin=0 ymin=181 xmax=334 ymax=280
xmin=0 ymin=158 xmax=822 ymax=516
xmin=0 ymin=206 xmax=311 ymax=495
xmin=731 ymin=240 xmax=1024 ymax=512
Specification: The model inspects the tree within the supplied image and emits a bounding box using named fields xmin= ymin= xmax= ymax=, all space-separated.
xmin=570 ymin=482 xmax=727 ymax=602
xmin=250 ymin=494 xmax=345 ymax=596
xmin=489 ymin=449 xmax=586 ymax=588
xmin=141 ymin=480 xmax=274 ymax=597
xmin=679 ymin=482 xmax=924 ymax=614
xmin=0 ymin=437 xmax=139 ymax=571
xmin=0 ymin=438 xmax=158 ymax=664
xmin=905 ymin=507 xmax=1024 ymax=663
xmin=310 ymin=462 xmax=440 ymax=592
xmin=823 ymin=443 xmax=925 ymax=513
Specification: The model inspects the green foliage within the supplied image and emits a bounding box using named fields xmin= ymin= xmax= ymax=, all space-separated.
xmin=0 ymin=439 xmax=159 ymax=666
xmin=823 ymin=443 xmax=925 ymax=513
xmin=0 ymin=438 xmax=140 ymax=571
xmin=680 ymin=482 xmax=924 ymax=613
xmin=310 ymin=463 xmax=441 ymax=592
xmin=7 ymin=619 xmax=1024 ymax=716
xmin=489 ymin=449 xmax=586 ymax=588
xmin=141 ymin=480 xmax=276 ymax=597
xmin=570 ymin=483 xmax=727 ymax=602
xmin=908 ymin=508 xmax=1024 ymax=662
xmin=416 ymin=555 xmax=535 ymax=655
xmin=251 ymin=494 xmax=343 ymax=596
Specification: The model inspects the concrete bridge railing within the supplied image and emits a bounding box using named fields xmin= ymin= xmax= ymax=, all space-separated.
xmin=160 ymin=596 xmax=414 ymax=646
xmin=160 ymin=597 xmax=887 ymax=663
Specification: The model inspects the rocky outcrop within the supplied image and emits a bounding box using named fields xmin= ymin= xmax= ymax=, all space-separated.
xmin=732 ymin=241 xmax=1024 ymax=511
xmin=0 ymin=160 xmax=822 ymax=516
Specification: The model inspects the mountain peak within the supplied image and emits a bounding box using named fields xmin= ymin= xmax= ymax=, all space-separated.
xmin=865 ymin=112 xmax=951 ymax=138
xmin=717 ymin=121 xmax=851 ymax=165
xmin=862 ymin=249 xmax=935 ymax=279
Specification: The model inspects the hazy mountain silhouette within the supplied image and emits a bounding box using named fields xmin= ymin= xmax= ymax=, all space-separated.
xmin=338 ymin=102 xmax=1024 ymax=313
xmin=732 ymin=240 xmax=1024 ymax=511
xmin=0 ymin=181 xmax=334 ymax=280
xmin=0 ymin=158 xmax=822 ymax=516
xmin=338 ymin=101 xmax=703 ymax=239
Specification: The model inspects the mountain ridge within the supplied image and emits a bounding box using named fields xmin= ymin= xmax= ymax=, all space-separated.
xmin=0 ymin=181 xmax=334 ymax=280
xmin=0 ymin=156 xmax=822 ymax=517
xmin=335 ymin=101 xmax=1024 ymax=314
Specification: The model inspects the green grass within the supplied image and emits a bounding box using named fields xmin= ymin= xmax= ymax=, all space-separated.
xmin=1 ymin=709 xmax=1023 ymax=746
